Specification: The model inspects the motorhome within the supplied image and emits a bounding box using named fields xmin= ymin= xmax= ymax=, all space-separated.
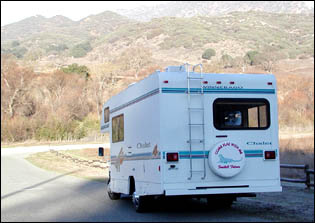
xmin=99 ymin=63 xmax=282 ymax=212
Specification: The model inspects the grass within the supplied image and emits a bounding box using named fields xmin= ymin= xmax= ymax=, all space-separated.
xmin=25 ymin=148 xmax=109 ymax=182
xmin=279 ymin=135 xmax=314 ymax=179
xmin=62 ymin=148 xmax=110 ymax=161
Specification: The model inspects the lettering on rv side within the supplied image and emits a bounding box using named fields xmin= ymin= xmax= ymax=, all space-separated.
xmin=137 ymin=142 xmax=151 ymax=149
xmin=203 ymin=85 xmax=244 ymax=89
xmin=215 ymin=142 xmax=243 ymax=155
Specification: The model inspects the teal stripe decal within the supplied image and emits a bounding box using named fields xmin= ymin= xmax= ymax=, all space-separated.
xmin=162 ymin=150 xmax=267 ymax=159
xmin=110 ymin=149 xmax=272 ymax=161
xmin=162 ymin=88 xmax=275 ymax=94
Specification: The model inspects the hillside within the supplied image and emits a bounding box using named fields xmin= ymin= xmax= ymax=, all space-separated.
xmin=1 ymin=11 xmax=314 ymax=73
xmin=1 ymin=8 xmax=314 ymax=143
xmin=116 ymin=1 xmax=314 ymax=22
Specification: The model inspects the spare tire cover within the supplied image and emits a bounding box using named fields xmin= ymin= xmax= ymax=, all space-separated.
xmin=208 ymin=141 xmax=245 ymax=178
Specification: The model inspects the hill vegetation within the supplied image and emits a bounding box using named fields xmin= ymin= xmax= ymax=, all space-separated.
xmin=1 ymin=10 xmax=314 ymax=143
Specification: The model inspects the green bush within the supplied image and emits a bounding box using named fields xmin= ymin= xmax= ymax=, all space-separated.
xmin=202 ymin=48 xmax=216 ymax=60
xmin=11 ymin=47 xmax=28 ymax=58
xmin=46 ymin=44 xmax=68 ymax=53
xmin=61 ymin=63 xmax=90 ymax=79
xmin=221 ymin=54 xmax=234 ymax=68
xmin=11 ymin=40 xmax=20 ymax=47
xmin=244 ymin=50 xmax=259 ymax=65
xmin=70 ymin=42 xmax=92 ymax=58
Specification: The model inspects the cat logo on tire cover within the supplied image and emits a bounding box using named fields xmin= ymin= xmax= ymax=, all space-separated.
xmin=208 ymin=141 xmax=246 ymax=178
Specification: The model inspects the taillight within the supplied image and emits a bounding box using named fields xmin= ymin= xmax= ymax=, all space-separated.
xmin=264 ymin=151 xmax=276 ymax=160
xmin=167 ymin=153 xmax=179 ymax=162
xmin=163 ymin=80 xmax=169 ymax=83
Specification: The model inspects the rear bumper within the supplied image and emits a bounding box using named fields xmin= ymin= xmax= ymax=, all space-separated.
xmin=165 ymin=185 xmax=282 ymax=196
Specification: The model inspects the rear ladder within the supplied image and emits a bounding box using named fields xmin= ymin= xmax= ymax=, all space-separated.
xmin=183 ymin=63 xmax=206 ymax=180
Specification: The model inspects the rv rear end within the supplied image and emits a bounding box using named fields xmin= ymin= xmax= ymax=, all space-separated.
xmin=159 ymin=67 xmax=281 ymax=206
xmin=99 ymin=65 xmax=282 ymax=212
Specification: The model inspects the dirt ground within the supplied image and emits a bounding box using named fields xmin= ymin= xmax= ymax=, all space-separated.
xmin=235 ymin=182 xmax=314 ymax=222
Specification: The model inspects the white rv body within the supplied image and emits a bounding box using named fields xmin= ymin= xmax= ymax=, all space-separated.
xmin=100 ymin=64 xmax=282 ymax=202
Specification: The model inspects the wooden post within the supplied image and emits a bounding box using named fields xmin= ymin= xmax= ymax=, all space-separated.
xmin=305 ymin=164 xmax=310 ymax=189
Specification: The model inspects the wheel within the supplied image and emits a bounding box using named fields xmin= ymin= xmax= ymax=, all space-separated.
xmin=132 ymin=192 xmax=151 ymax=212
xmin=206 ymin=196 xmax=234 ymax=209
xmin=107 ymin=176 xmax=120 ymax=200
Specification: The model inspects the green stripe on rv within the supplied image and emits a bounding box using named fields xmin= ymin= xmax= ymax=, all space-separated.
xmin=161 ymin=88 xmax=275 ymax=94
xmin=162 ymin=150 xmax=266 ymax=159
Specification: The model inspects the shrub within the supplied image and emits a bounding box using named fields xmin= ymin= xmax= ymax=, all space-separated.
xmin=11 ymin=47 xmax=28 ymax=58
xmin=61 ymin=63 xmax=90 ymax=79
xmin=11 ymin=40 xmax=20 ymax=47
xmin=244 ymin=50 xmax=259 ymax=65
xmin=202 ymin=48 xmax=216 ymax=60
xmin=70 ymin=42 xmax=92 ymax=58
xmin=221 ymin=54 xmax=233 ymax=68
xmin=46 ymin=44 xmax=68 ymax=53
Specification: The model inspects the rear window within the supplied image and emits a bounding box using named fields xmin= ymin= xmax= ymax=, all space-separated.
xmin=213 ymin=98 xmax=270 ymax=130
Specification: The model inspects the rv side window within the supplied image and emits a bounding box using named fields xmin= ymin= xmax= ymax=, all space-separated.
xmin=104 ymin=107 xmax=109 ymax=123
xmin=112 ymin=114 xmax=124 ymax=143
xmin=213 ymin=98 xmax=270 ymax=130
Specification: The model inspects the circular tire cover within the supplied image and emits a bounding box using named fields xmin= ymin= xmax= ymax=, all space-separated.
xmin=208 ymin=141 xmax=245 ymax=178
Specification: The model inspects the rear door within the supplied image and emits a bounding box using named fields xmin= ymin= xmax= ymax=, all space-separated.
xmin=208 ymin=97 xmax=276 ymax=181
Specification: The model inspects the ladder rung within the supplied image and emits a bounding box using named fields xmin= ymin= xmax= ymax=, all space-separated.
xmin=187 ymin=139 xmax=203 ymax=143
xmin=189 ymin=123 xmax=204 ymax=126
xmin=191 ymin=170 xmax=204 ymax=173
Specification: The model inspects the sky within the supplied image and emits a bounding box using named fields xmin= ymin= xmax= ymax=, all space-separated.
xmin=1 ymin=1 xmax=165 ymax=26
xmin=1 ymin=1 xmax=314 ymax=27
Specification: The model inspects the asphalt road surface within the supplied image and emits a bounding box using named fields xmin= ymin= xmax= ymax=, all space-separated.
xmin=1 ymin=148 xmax=314 ymax=222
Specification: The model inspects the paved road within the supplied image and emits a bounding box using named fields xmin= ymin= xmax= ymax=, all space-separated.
xmin=1 ymin=148 xmax=313 ymax=222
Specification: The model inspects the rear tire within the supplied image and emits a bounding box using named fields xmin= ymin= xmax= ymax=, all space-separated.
xmin=132 ymin=192 xmax=152 ymax=212
xmin=108 ymin=190 xmax=121 ymax=200
xmin=107 ymin=175 xmax=120 ymax=200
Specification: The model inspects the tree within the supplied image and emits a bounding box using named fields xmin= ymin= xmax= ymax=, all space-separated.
xmin=221 ymin=54 xmax=233 ymax=68
xmin=254 ymin=48 xmax=286 ymax=73
xmin=117 ymin=47 xmax=152 ymax=79
xmin=89 ymin=62 xmax=120 ymax=119
xmin=244 ymin=50 xmax=259 ymax=66
xmin=1 ymin=55 xmax=35 ymax=119
xmin=202 ymin=48 xmax=216 ymax=60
